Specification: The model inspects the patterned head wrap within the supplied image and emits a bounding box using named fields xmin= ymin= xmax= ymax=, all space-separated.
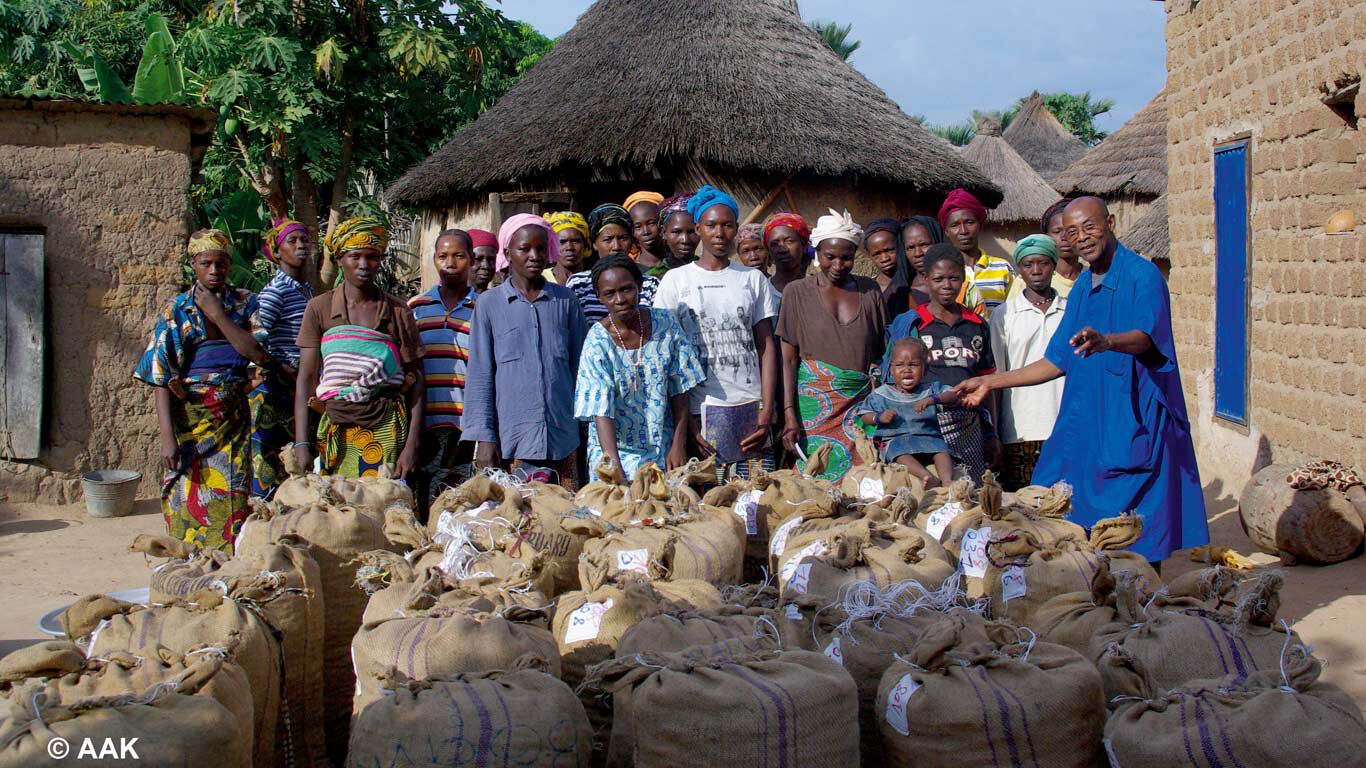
xmin=260 ymin=219 xmax=307 ymax=263
xmin=497 ymin=213 xmax=560 ymax=272
xmin=937 ymin=188 xmax=989 ymax=227
xmin=738 ymin=223 xmax=765 ymax=243
xmin=545 ymin=211 xmax=590 ymax=243
xmin=325 ymin=216 xmax=389 ymax=264
xmin=586 ymin=204 xmax=633 ymax=241
xmin=687 ymin=185 xmax=740 ymax=221
xmin=622 ymin=190 xmax=665 ymax=212
xmin=762 ymin=212 xmax=811 ymax=245
xmin=1012 ymin=233 xmax=1060 ymax=266
xmin=467 ymin=229 xmax=497 ymax=250
xmin=658 ymin=194 xmax=692 ymax=228
xmin=187 ymin=228 xmax=233 ymax=259
xmin=810 ymin=209 xmax=864 ymax=248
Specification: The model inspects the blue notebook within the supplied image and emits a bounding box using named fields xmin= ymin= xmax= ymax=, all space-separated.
xmin=701 ymin=398 xmax=762 ymax=465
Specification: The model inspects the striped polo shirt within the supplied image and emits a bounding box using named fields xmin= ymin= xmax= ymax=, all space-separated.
xmin=256 ymin=269 xmax=313 ymax=366
xmin=408 ymin=285 xmax=477 ymax=431
xmin=965 ymin=250 xmax=1017 ymax=319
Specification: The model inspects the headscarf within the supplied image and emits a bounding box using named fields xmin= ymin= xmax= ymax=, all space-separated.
xmin=545 ymin=211 xmax=590 ymax=244
xmin=622 ymin=190 xmax=665 ymax=212
xmin=864 ymin=217 xmax=911 ymax=287
xmin=586 ymin=204 xmax=633 ymax=241
xmin=467 ymin=229 xmax=497 ymax=250
xmin=1011 ymin=233 xmax=1060 ymax=266
xmin=260 ymin=219 xmax=306 ymax=263
xmin=762 ymin=212 xmax=811 ymax=245
xmin=325 ymin=216 xmax=388 ymax=264
xmin=901 ymin=215 xmax=945 ymax=248
xmin=496 ymin=213 xmax=560 ymax=272
xmin=738 ymin=223 xmax=764 ymax=243
xmin=937 ymin=188 xmax=989 ymax=227
xmin=188 ymin=228 xmax=233 ymax=258
xmin=657 ymin=194 xmax=692 ymax=228
xmin=809 ymin=209 xmax=864 ymax=248
xmin=687 ymin=185 xmax=740 ymax=221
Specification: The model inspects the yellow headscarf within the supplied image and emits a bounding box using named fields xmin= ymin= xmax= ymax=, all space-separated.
xmin=545 ymin=211 xmax=590 ymax=243
xmin=325 ymin=216 xmax=389 ymax=263
xmin=187 ymin=228 xmax=233 ymax=258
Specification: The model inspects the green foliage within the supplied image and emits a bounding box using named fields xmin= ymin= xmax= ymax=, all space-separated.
xmin=191 ymin=189 xmax=273 ymax=291
xmin=928 ymin=121 xmax=976 ymax=147
xmin=808 ymin=19 xmax=860 ymax=61
xmin=1036 ymin=91 xmax=1114 ymax=145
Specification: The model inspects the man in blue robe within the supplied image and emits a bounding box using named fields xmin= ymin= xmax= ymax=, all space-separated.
xmin=954 ymin=197 xmax=1208 ymax=563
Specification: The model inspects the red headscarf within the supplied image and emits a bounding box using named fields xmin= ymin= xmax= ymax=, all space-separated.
xmin=467 ymin=229 xmax=498 ymax=250
xmin=762 ymin=212 xmax=812 ymax=244
xmin=937 ymin=188 xmax=989 ymax=227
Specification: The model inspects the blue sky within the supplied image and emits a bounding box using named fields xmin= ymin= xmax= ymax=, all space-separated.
xmin=492 ymin=0 xmax=1168 ymax=133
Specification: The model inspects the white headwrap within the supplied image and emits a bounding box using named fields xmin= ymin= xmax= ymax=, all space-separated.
xmin=809 ymin=209 xmax=864 ymax=248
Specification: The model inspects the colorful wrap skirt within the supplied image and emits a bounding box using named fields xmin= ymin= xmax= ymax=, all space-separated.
xmin=795 ymin=358 xmax=872 ymax=481
xmin=163 ymin=382 xmax=251 ymax=553
xmin=317 ymin=393 xmax=409 ymax=478
xmin=248 ymin=370 xmax=294 ymax=499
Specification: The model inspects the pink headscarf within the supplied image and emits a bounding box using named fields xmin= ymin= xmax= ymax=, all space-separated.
xmin=937 ymin=188 xmax=989 ymax=227
xmin=496 ymin=214 xmax=560 ymax=272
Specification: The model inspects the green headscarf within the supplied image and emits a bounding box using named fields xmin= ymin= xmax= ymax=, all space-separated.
xmin=1012 ymin=234 xmax=1059 ymax=266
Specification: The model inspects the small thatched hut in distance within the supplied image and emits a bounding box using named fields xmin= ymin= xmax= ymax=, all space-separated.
xmin=1121 ymin=192 xmax=1169 ymax=279
xmin=1052 ymin=87 xmax=1168 ymax=233
xmin=959 ymin=116 xmax=1061 ymax=259
xmin=388 ymin=0 xmax=999 ymax=285
xmin=1003 ymin=91 xmax=1088 ymax=183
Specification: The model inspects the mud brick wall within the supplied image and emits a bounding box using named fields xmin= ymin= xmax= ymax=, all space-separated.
xmin=0 ymin=102 xmax=208 ymax=500
xmin=1165 ymin=0 xmax=1366 ymax=493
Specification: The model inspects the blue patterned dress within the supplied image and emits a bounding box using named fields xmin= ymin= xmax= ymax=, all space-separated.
xmin=574 ymin=308 xmax=706 ymax=479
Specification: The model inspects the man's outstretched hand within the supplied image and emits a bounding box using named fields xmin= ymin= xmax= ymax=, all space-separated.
xmin=953 ymin=377 xmax=992 ymax=408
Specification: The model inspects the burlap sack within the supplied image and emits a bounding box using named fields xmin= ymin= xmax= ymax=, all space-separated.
xmin=980 ymin=530 xmax=1160 ymax=626
xmin=574 ymin=459 xmax=683 ymax=522
xmin=777 ymin=520 xmax=955 ymax=602
xmin=347 ymin=666 xmax=592 ymax=768
xmin=236 ymin=499 xmax=395 ymax=763
xmin=578 ymin=510 xmax=744 ymax=591
xmin=935 ymin=473 xmax=1087 ymax=561
xmin=509 ymin=489 xmax=591 ymax=596
xmin=1104 ymin=647 xmax=1366 ymax=768
xmin=1030 ymin=555 xmax=1124 ymax=657
xmin=0 ymin=642 xmax=86 ymax=686
xmin=877 ymin=609 xmax=1105 ymax=768
xmin=351 ymin=606 xmax=560 ymax=713
xmin=663 ymin=455 xmax=717 ymax=510
xmin=136 ymin=535 xmax=328 ymax=768
xmin=84 ymin=590 xmax=280 ymax=768
xmin=1091 ymin=572 xmax=1302 ymax=700
xmin=1161 ymin=564 xmax=1248 ymax=609
xmin=0 ymin=650 xmax=248 ymax=768
xmin=360 ymin=551 xmax=551 ymax=626
xmin=275 ymin=470 xmax=413 ymax=519
xmin=552 ymin=579 xmax=723 ymax=684
xmin=840 ymin=432 xmax=925 ymax=521
xmin=593 ymin=646 xmax=859 ymax=768
xmin=426 ymin=474 xmax=528 ymax=541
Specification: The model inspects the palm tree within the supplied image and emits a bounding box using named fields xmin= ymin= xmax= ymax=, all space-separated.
xmin=809 ymin=20 xmax=861 ymax=61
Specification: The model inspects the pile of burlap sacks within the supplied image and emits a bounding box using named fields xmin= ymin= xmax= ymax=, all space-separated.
xmin=2 ymin=434 xmax=1364 ymax=768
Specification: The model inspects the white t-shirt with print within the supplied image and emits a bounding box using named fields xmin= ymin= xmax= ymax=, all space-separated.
xmin=654 ymin=261 xmax=780 ymax=413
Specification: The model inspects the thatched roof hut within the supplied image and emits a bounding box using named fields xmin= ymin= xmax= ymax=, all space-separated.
xmin=1122 ymin=192 xmax=1169 ymax=277
xmin=1052 ymin=87 xmax=1167 ymax=233
xmin=389 ymin=0 xmax=1000 ymax=277
xmin=959 ymin=116 xmax=1060 ymax=226
xmin=1003 ymin=91 xmax=1088 ymax=182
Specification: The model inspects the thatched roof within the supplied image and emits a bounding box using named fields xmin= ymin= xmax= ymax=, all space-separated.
xmin=1122 ymin=193 xmax=1169 ymax=263
xmin=1003 ymin=92 xmax=1088 ymax=182
xmin=958 ymin=116 xmax=1060 ymax=225
xmin=388 ymin=0 xmax=1001 ymax=208
xmin=1053 ymin=88 xmax=1167 ymax=198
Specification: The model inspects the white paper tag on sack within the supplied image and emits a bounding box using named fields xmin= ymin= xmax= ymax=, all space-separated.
xmin=823 ymin=636 xmax=844 ymax=666
xmin=925 ymin=501 xmax=964 ymax=540
xmin=352 ymin=648 xmax=363 ymax=697
xmin=770 ymin=516 xmax=804 ymax=557
xmin=733 ymin=490 xmax=761 ymax=536
xmin=858 ymin=476 xmax=885 ymax=501
xmin=885 ymin=673 xmax=920 ymax=737
xmin=780 ymin=540 xmax=828 ymax=584
xmin=960 ymin=525 xmax=991 ymax=579
xmin=787 ymin=562 xmax=814 ymax=594
xmin=615 ymin=548 xmax=651 ymax=577
xmin=432 ymin=511 xmax=462 ymax=546
xmin=1001 ymin=565 xmax=1027 ymax=603
xmin=564 ymin=598 xmax=614 ymax=645
xmin=784 ymin=604 xmax=802 ymax=620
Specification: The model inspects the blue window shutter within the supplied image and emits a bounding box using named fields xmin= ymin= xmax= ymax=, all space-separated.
xmin=1213 ymin=142 xmax=1250 ymax=425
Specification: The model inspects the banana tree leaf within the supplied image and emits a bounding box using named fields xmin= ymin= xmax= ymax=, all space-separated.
xmin=57 ymin=41 xmax=132 ymax=103
xmin=131 ymin=15 xmax=185 ymax=104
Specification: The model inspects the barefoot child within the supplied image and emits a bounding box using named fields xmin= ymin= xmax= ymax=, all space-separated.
xmin=856 ymin=337 xmax=958 ymax=487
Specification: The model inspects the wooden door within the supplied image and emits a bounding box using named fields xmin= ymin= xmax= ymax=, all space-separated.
xmin=0 ymin=233 xmax=45 ymax=458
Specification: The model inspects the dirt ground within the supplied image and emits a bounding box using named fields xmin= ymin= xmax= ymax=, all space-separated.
xmin=2 ymin=484 xmax=1364 ymax=706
